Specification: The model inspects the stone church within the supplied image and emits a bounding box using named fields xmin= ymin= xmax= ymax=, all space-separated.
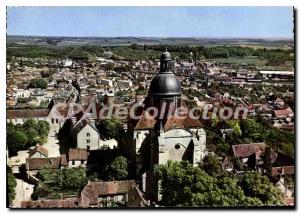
xmin=127 ymin=51 xmax=207 ymax=200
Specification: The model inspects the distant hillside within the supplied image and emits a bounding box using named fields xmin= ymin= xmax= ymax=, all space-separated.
xmin=7 ymin=35 xmax=294 ymax=49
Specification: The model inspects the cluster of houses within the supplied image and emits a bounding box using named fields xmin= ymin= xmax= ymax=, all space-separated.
xmin=7 ymin=51 xmax=295 ymax=207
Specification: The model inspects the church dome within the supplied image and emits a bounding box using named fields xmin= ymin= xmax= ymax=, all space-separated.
xmin=149 ymin=73 xmax=182 ymax=96
xmin=149 ymin=51 xmax=182 ymax=96
xmin=160 ymin=50 xmax=172 ymax=61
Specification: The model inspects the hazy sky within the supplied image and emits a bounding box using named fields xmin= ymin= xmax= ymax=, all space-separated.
xmin=7 ymin=6 xmax=294 ymax=38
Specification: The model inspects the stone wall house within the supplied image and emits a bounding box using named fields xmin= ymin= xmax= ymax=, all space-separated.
xmin=74 ymin=120 xmax=101 ymax=151
xmin=29 ymin=145 xmax=48 ymax=158
xmin=68 ymin=148 xmax=88 ymax=168
xmin=47 ymin=102 xmax=70 ymax=132
xmin=80 ymin=180 xmax=136 ymax=208
xmin=20 ymin=181 xmax=149 ymax=208
xmin=25 ymin=157 xmax=62 ymax=181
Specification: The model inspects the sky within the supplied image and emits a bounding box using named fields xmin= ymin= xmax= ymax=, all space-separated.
xmin=7 ymin=6 xmax=294 ymax=38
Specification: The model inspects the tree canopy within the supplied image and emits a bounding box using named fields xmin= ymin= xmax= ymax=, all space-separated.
xmin=33 ymin=167 xmax=87 ymax=199
xmin=28 ymin=78 xmax=47 ymax=89
xmin=7 ymin=119 xmax=50 ymax=156
xmin=7 ymin=166 xmax=17 ymax=205
xmin=154 ymin=161 xmax=284 ymax=207
xmin=102 ymin=156 xmax=128 ymax=181
xmin=98 ymin=117 xmax=124 ymax=141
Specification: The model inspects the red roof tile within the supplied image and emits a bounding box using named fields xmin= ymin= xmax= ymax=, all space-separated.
xmin=21 ymin=198 xmax=79 ymax=208
xmin=274 ymin=109 xmax=293 ymax=117
xmin=7 ymin=109 xmax=50 ymax=119
xmin=80 ymin=180 xmax=135 ymax=207
xmin=272 ymin=166 xmax=294 ymax=176
xmin=68 ymin=148 xmax=88 ymax=161
xmin=26 ymin=157 xmax=61 ymax=170
xmin=29 ymin=144 xmax=48 ymax=157
xmin=232 ymin=143 xmax=267 ymax=158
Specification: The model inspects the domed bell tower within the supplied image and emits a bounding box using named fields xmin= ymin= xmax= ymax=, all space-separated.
xmin=148 ymin=50 xmax=182 ymax=119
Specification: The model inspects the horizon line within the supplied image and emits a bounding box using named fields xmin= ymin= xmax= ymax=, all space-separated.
xmin=7 ymin=34 xmax=294 ymax=40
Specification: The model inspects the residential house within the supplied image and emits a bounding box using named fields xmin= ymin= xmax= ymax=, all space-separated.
xmin=73 ymin=120 xmax=101 ymax=151
xmin=274 ymin=108 xmax=294 ymax=119
xmin=21 ymin=181 xmax=149 ymax=208
xmin=7 ymin=109 xmax=50 ymax=125
xmin=29 ymin=145 xmax=48 ymax=158
xmin=81 ymin=180 xmax=136 ymax=207
xmin=68 ymin=148 xmax=88 ymax=168
xmin=25 ymin=157 xmax=63 ymax=181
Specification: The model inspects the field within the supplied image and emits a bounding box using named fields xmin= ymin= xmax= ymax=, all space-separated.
xmin=207 ymin=56 xmax=267 ymax=66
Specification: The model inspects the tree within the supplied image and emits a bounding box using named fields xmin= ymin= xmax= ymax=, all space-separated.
xmin=7 ymin=166 xmax=17 ymax=205
xmin=155 ymin=161 xmax=283 ymax=207
xmin=25 ymin=128 xmax=39 ymax=146
xmin=28 ymin=78 xmax=47 ymax=89
xmin=99 ymin=117 xmax=124 ymax=140
xmin=7 ymin=130 xmax=28 ymax=155
xmin=33 ymin=167 xmax=88 ymax=199
xmin=103 ymin=156 xmax=128 ymax=181
xmin=240 ymin=118 xmax=261 ymax=139
xmin=36 ymin=120 xmax=50 ymax=137
xmin=154 ymin=161 xmax=247 ymax=207
xmin=23 ymin=118 xmax=38 ymax=131
xmin=201 ymin=154 xmax=222 ymax=177
xmin=239 ymin=172 xmax=284 ymax=205
xmin=61 ymin=167 xmax=87 ymax=191
xmin=226 ymin=120 xmax=242 ymax=136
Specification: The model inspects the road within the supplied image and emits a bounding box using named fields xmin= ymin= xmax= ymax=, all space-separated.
xmin=11 ymin=179 xmax=34 ymax=208
xmin=43 ymin=127 xmax=61 ymax=157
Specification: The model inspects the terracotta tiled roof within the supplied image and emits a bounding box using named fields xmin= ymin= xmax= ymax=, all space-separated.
xmin=80 ymin=180 xmax=135 ymax=207
xmin=7 ymin=109 xmax=50 ymax=119
xmin=26 ymin=157 xmax=61 ymax=170
xmin=274 ymin=109 xmax=293 ymax=117
xmin=21 ymin=198 xmax=79 ymax=208
xmin=29 ymin=144 xmax=48 ymax=157
xmin=134 ymin=111 xmax=156 ymax=130
xmin=232 ymin=143 xmax=267 ymax=158
xmin=164 ymin=115 xmax=202 ymax=131
xmin=133 ymin=111 xmax=202 ymax=131
xmin=272 ymin=166 xmax=294 ymax=176
xmin=68 ymin=148 xmax=88 ymax=161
